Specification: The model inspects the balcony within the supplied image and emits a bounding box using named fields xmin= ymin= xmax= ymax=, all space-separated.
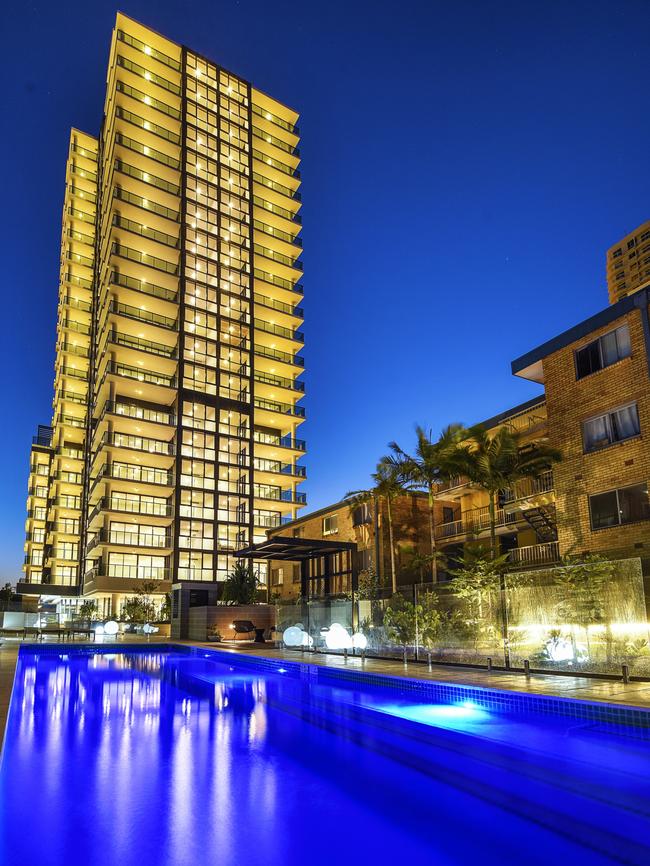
xmin=100 ymin=430 xmax=175 ymax=456
xmin=96 ymin=399 xmax=176 ymax=428
xmin=255 ymin=318 xmax=304 ymax=343
xmin=254 ymin=485 xmax=306 ymax=505
xmin=254 ymin=397 xmax=305 ymax=418
xmin=87 ymin=529 xmax=172 ymax=552
xmin=106 ymin=329 xmax=178 ymax=360
xmin=435 ymin=506 xmax=517 ymax=541
xmin=255 ymin=370 xmax=304 ymax=393
xmin=102 ymin=359 xmax=177 ymax=390
xmin=254 ymin=458 xmax=306 ymax=478
xmin=508 ymin=541 xmax=560 ymax=569
xmin=105 ymin=299 xmax=178 ymax=331
xmin=88 ymin=496 xmax=173 ymax=524
xmin=254 ymin=512 xmax=293 ymax=529
xmin=255 ymin=344 xmax=304 ymax=368
xmin=91 ymin=463 xmax=174 ymax=490
xmin=503 ymin=470 xmax=554 ymax=505
xmin=253 ymin=431 xmax=306 ymax=452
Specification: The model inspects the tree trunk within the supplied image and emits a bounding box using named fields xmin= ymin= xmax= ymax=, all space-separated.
xmin=387 ymin=496 xmax=397 ymax=595
xmin=427 ymin=486 xmax=437 ymax=582
xmin=491 ymin=489 xmax=510 ymax=668
xmin=488 ymin=490 xmax=497 ymax=561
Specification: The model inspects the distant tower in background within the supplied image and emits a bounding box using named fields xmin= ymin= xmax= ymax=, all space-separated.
xmin=606 ymin=218 xmax=650 ymax=304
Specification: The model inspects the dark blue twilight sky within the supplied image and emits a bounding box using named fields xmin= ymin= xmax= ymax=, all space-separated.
xmin=1 ymin=0 xmax=650 ymax=581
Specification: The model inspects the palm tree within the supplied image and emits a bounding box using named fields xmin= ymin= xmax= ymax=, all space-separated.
xmin=449 ymin=424 xmax=561 ymax=668
xmin=344 ymin=461 xmax=408 ymax=594
xmin=452 ymin=424 xmax=562 ymax=560
xmin=386 ymin=424 xmax=467 ymax=581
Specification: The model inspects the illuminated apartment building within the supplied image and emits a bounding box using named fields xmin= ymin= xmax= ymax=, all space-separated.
xmin=606 ymin=219 xmax=650 ymax=304
xmin=20 ymin=14 xmax=306 ymax=614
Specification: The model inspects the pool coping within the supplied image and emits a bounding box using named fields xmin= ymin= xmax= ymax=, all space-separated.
xmin=5 ymin=641 xmax=650 ymax=734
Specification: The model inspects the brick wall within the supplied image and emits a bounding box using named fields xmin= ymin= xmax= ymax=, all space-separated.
xmin=543 ymin=304 xmax=650 ymax=558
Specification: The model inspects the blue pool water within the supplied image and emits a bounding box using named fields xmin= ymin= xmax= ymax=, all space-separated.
xmin=1 ymin=647 xmax=650 ymax=866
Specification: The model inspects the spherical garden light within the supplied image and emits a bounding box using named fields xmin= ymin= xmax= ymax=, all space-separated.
xmin=324 ymin=623 xmax=353 ymax=651
xmin=103 ymin=621 xmax=119 ymax=637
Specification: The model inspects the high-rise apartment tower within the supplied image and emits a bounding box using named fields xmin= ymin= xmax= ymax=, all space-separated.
xmin=606 ymin=218 xmax=650 ymax=304
xmin=21 ymin=14 xmax=306 ymax=615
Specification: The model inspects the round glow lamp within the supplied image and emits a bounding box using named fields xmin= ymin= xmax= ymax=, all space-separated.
xmin=104 ymin=620 xmax=119 ymax=637
xmin=351 ymin=631 xmax=368 ymax=650
xmin=283 ymin=626 xmax=305 ymax=647
xmin=324 ymin=623 xmax=353 ymax=651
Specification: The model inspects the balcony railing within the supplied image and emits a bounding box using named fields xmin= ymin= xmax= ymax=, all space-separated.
xmin=87 ymin=529 xmax=172 ymax=550
xmin=255 ymin=318 xmax=304 ymax=342
xmin=508 ymin=541 xmax=560 ymax=568
xmin=106 ymin=299 xmax=178 ymax=331
xmin=503 ymin=470 xmax=554 ymax=503
xmin=436 ymin=506 xmax=517 ymax=540
xmin=107 ymin=329 xmax=178 ymax=359
xmin=255 ymin=371 xmax=304 ymax=392
xmin=254 ymin=397 xmax=305 ymax=418
xmin=253 ymin=431 xmax=306 ymax=451
xmin=89 ymin=497 xmax=173 ymax=522
xmin=255 ymin=344 xmax=304 ymax=367
xmin=98 ymin=400 xmax=176 ymax=427
xmin=85 ymin=564 xmax=171 ymax=581
xmin=109 ymin=270 xmax=178 ymax=303
xmin=254 ymin=458 xmax=306 ymax=477
xmin=101 ymin=431 xmax=175 ymax=456
xmin=104 ymin=360 xmax=177 ymax=389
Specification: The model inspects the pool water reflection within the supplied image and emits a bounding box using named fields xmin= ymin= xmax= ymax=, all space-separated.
xmin=1 ymin=649 xmax=649 ymax=866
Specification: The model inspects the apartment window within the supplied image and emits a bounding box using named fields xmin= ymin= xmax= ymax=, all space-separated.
xmin=271 ymin=567 xmax=284 ymax=586
xmin=352 ymin=503 xmax=371 ymax=526
xmin=583 ymin=403 xmax=640 ymax=452
xmin=292 ymin=526 xmax=304 ymax=538
xmin=322 ymin=515 xmax=338 ymax=536
xmin=589 ymin=483 xmax=650 ymax=530
xmin=627 ymin=239 xmax=636 ymax=249
xmin=612 ymin=248 xmax=622 ymax=258
xmin=292 ymin=564 xmax=300 ymax=583
xmin=575 ymin=325 xmax=631 ymax=379
xmin=442 ymin=506 xmax=456 ymax=524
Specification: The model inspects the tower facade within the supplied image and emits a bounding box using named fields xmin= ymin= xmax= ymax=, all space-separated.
xmin=606 ymin=219 xmax=650 ymax=304
xmin=21 ymin=14 xmax=306 ymax=614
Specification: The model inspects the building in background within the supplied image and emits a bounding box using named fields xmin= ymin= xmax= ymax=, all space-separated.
xmin=267 ymin=494 xmax=435 ymax=598
xmin=606 ymin=219 xmax=650 ymax=304
xmin=270 ymin=281 xmax=650 ymax=599
xmin=20 ymin=13 xmax=306 ymax=615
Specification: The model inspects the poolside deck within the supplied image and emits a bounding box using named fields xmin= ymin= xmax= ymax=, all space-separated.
xmin=2 ymin=637 xmax=650 ymax=745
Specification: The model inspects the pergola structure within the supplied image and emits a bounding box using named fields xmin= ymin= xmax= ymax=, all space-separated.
xmin=236 ymin=536 xmax=358 ymax=598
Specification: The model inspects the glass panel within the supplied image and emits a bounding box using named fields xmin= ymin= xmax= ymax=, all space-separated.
xmin=600 ymin=330 xmax=619 ymax=366
xmin=615 ymin=324 xmax=631 ymax=359
xmin=618 ymin=484 xmax=650 ymax=525
xmin=589 ymin=490 xmax=619 ymax=528
xmin=583 ymin=414 xmax=611 ymax=451
xmin=575 ymin=340 xmax=601 ymax=378
xmin=611 ymin=404 xmax=639 ymax=441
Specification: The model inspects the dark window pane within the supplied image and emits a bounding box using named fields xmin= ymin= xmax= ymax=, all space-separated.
xmin=589 ymin=491 xmax=619 ymax=529
xmin=576 ymin=340 xmax=601 ymax=378
xmin=618 ymin=484 xmax=650 ymax=525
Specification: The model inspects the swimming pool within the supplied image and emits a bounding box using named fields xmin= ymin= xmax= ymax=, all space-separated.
xmin=1 ymin=646 xmax=649 ymax=866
